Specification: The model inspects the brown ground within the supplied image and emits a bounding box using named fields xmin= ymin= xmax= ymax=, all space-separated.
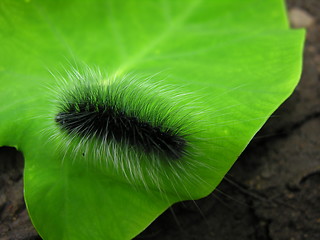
xmin=0 ymin=0 xmax=319 ymax=239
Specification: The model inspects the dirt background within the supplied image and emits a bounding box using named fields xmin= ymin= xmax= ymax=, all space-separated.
xmin=0 ymin=0 xmax=319 ymax=239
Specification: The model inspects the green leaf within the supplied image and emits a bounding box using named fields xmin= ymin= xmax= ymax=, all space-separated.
xmin=0 ymin=0 xmax=304 ymax=239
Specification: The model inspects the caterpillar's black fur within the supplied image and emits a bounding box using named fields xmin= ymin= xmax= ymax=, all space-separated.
xmin=55 ymin=102 xmax=187 ymax=160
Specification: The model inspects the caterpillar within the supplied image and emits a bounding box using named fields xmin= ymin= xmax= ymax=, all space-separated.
xmin=45 ymin=66 xmax=211 ymax=196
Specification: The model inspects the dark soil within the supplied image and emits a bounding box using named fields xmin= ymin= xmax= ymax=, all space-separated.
xmin=0 ymin=0 xmax=319 ymax=239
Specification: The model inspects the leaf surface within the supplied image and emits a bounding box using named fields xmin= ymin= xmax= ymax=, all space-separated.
xmin=0 ymin=0 xmax=304 ymax=239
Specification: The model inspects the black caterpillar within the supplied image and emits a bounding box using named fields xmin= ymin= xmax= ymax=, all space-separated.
xmin=55 ymin=102 xmax=187 ymax=160
xmin=53 ymin=71 xmax=196 ymax=162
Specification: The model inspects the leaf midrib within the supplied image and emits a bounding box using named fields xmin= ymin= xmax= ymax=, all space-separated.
xmin=110 ymin=0 xmax=202 ymax=78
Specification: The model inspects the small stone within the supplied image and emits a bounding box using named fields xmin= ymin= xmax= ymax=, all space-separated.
xmin=289 ymin=8 xmax=315 ymax=28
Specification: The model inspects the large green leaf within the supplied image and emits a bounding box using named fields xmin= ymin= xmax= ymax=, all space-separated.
xmin=0 ymin=0 xmax=304 ymax=239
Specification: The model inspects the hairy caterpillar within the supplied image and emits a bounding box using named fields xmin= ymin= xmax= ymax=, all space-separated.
xmin=45 ymin=66 xmax=213 ymax=196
